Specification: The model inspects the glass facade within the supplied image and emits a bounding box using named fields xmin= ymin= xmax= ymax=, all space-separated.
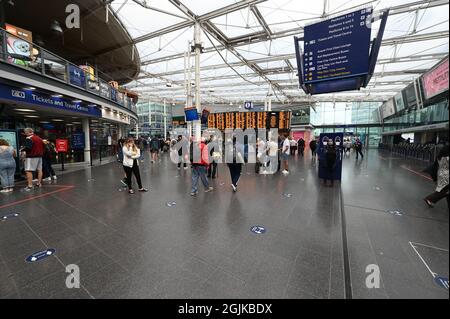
xmin=309 ymin=102 xmax=383 ymax=148
xmin=383 ymin=100 xmax=449 ymax=132
xmin=136 ymin=102 xmax=173 ymax=137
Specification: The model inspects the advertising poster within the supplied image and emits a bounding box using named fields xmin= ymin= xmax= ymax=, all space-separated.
xmin=5 ymin=23 xmax=33 ymax=65
xmin=381 ymin=98 xmax=396 ymax=119
xmin=100 ymin=81 xmax=111 ymax=99
xmin=68 ymin=65 xmax=86 ymax=88
xmin=71 ymin=133 xmax=85 ymax=150
xmin=394 ymin=92 xmax=405 ymax=112
xmin=422 ymin=57 xmax=449 ymax=100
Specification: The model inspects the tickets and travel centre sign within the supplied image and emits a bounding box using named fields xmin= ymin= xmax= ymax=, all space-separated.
xmin=0 ymin=83 xmax=101 ymax=117
xmin=303 ymin=8 xmax=372 ymax=84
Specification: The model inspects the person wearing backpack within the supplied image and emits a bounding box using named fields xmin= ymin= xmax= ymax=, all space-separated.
xmin=190 ymin=137 xmax=213 ymax=196
xmin=42 ymin=140 xmax=57 ymax=181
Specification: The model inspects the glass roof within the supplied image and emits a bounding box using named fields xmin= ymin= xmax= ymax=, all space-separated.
xmin=110 ymin=0 xmax=449 ymax=106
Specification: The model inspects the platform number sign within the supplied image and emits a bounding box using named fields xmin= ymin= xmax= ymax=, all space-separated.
xmin=244 ymin=101 xmax=254 ymax=110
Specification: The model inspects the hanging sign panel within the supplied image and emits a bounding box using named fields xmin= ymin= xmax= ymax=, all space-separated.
xmin=303 ymin=8 xmax=372 ymax=84
xmin=422 ymin=57 xmax=449 ymax=100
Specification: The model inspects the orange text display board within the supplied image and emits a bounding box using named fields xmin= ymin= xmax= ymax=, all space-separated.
xmin=207 ymin=112 xmax=291 ymax=131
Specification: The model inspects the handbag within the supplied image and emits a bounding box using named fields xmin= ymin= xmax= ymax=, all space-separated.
xmin=423 ymin=160 xmax=438 ymax=182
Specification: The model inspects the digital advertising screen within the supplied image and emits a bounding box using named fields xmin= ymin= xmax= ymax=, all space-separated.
xmin=422 ymin=57 xmax=449 ymax=100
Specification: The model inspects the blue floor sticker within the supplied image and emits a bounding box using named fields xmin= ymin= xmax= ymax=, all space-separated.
xmin=387 ymin=210 xmax=403 ymax=216
xmin=434 ymin=276 xmax=449 ymax=290
xmin=2 ymin=213 xmax=20 ymax=221
xmin=26 ymin=249 xmax=56 ymax=263
xmin=251 ymin=226 xmax=266 ymax=234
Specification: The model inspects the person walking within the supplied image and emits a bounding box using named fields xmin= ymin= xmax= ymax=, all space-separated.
xmin=207 ymin=135 xmax=219 ymax=179
xmin=42 ymin=139 xmax=57 ymax=181
xmin=256 ymin=137 xmax=267 ymax=174
xmin=122 ymin=138 xmax=148 ymax=194
xmin=22 ymin=128 xmax=44 ymax=191
xmin=190 ymin=138 xmax=213 ymax=196
xmin=355 ymin=138 xmax=364 ymax=160
xmin=150 ymin=136 xmax=160 ymax=163
xmin=310 ymin=138 xmax=318 ymax=160
xmin=268 ymin=137 xmax=278 ymax=174
xmin=290 ymin=138 xmax=298 ymax=156
xmin=424 ymin=145 xmax=449 ymax=209
xmin=0 ymin=139 xmax=16 ymax=193
xmin=176 ymin=135 xmax=189 ymax=170
xmin=281 ymin=133 xmax=291 ymax=175
xmin=324 ymin=140 xmax=337 ymax=187
xmin=298 ymin=138 xmax=306 ymax=157
xmin=226 ymin=137 xmax=245 ymax=192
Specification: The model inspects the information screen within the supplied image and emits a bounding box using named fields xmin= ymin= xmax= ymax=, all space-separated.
xmin=207 ymin=112 xmax=291 ymax=130
xmin=303 ymin=8 xmax=372 ymax=83
xmin=422 ymin=57 xmax=449 ymax=100
xmin=394 ymin=92 xmax=405 ymax=112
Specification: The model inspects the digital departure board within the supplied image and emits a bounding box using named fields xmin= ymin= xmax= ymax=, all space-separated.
xmin=303 ymin=8 xmax=372 ymax=83
xmin=236 ymin=113 xmax=246 ymax=129
xmin=207 ymin=112 xmax=291 ymax=131
xmin=246 ymin=112 xmax=256 ymax=129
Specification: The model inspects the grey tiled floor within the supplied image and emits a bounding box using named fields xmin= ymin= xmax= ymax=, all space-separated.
xmin=0 ymin=150 xmax=448 ymax=299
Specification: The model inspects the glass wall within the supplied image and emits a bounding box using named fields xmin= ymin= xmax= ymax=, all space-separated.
xmin=383 ymin=100 xmax=449 ymax=132
xmin=310 ymin=102 xmax=383 ymax=148
xmin=136 ymin=101 xmax=173 ymax=137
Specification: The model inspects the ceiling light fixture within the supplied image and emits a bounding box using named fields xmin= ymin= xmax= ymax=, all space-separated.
xmin=15 ymin=108 xmax=36 ymax=112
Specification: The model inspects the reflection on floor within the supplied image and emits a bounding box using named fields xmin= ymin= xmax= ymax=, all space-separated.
xmin=0 ymin=150 xmax=448 ymax=299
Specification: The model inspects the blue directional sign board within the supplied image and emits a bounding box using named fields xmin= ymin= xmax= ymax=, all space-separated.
xmin=26 ymin=249 xmax=56 ymax=263
xmin=303 ymin=8 xmax=372 ymax=84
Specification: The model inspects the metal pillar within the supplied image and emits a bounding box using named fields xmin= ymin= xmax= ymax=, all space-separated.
xmin=194 ymin=22 xmax=202 ymax=140
xmin=186 ymin=45 xmax=193 ymax=138
xmin=164 ymin=99 xmax=167 ymax=140
xmin=82 ymin=119 xmax=91 ymax=164
xmin=268 ymin=84 xmax=273 ymax=111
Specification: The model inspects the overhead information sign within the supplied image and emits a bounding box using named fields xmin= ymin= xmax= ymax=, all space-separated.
xmin=303 ymin=8 xmax=372 ymax=84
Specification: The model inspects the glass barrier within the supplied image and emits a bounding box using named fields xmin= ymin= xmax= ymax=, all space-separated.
xmin=0 ymin=29 xmax=137 ymax=115
xmin=42 ymin=49 xmax=67 ymax=82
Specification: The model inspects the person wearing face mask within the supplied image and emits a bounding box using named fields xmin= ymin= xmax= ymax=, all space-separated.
xmin=324 ymin=140 xmax=337 ymax=187
xmin=122 ymin=138 xmax=148 ymax=194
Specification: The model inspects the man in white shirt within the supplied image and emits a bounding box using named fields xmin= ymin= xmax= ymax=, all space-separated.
xmin=268 ymin=138 xmax=279 ymax=174
xmin=281 ymin=133 xmax=291 ymax=175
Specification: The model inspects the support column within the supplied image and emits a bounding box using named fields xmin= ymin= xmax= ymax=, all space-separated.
xmin=268 ymin=84 xmax=273 ymax=111
xmin=164 ymin=99 xmax=167 ymax=140
xmin=194 ymin=22 xmax=202 ymax=140
xmin=82 ymin=119 xmax=91 ymax=164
